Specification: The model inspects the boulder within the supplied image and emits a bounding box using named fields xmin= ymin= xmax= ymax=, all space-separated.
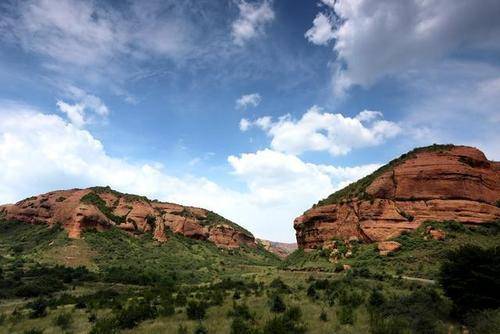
xmin=377 ymin=241 xmax=401 ymax=256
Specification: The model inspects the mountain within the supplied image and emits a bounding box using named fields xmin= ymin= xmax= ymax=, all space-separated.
xmin=294 ymin=145 xmax=500 ymax=249
xmin=0 ymin=186 xmax=256 ymax=249
xmin=256 ymin=239 xmax=297 ymax=258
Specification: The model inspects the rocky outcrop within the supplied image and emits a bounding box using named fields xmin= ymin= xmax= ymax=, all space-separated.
xmin=377 ymin=241 xmax=401 ymax=256
xmin=0 ymin=187 xmax=256 ymax=249
xmin=257 ymin=239 xmax=297 ymax=258
xmin=295 ymin=145 xmax=500 ymax=249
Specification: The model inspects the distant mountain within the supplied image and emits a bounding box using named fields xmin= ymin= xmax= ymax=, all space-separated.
xmin=294 ymin=145 xmax=500 ymax=249
xmin=257 ymin=239 xmax=297 ymax=258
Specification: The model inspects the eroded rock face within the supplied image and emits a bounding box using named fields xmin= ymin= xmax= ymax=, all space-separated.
xmin=295 ymin=146 xmax=500 ymax=249
xmin=0 ymin=187 xmax=256 ymax=249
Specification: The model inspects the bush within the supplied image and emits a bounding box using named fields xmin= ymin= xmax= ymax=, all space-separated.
xmin=115 ymin=298 xmax=157 ymax=329
xmin=269 ymin=294 xmax=286 ymax=313
xmin=370 ymin=315 xmax=410 ymax=334
xmin=368 ymin=289 xmax=386 ymax=309
xmin=23 ymin=329 xmax=44 ymax=334
xmin=337 ymin=305 xmax=354 ymax=325
xmin=440 ymin=245 xmax=500 ymax=316
xmin=177 ymin=324 xmax=188 ymax=334
xmin=228 ymin=302 xmax=253 ymax=320
xmin=194 ymin=323 xmax=208 ymax=334
xmin=262 ymin=306 xmax=306 ymax=334
xmin=465 ymin=309 xmax=500 ymax=334
xmin=187 ymin=301 xmax=208 ymax=320
xmin=53 ymin=312 xmax=72 ymax=330
xmin=27 ymin=297 xmax=48 ymax=318
xmin=319 ymin=310 xmax=328 ymax=322
xmin=90 ymin=317 xmax=118 ymax=334
xmin=231 ymin=317 xmax=254 ymax=334
xmin=269 ymin=278 xmax=289 ymax=292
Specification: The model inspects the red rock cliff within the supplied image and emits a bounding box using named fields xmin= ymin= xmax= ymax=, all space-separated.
xmin=0 ymin=187 xmax=256 ymax=249
xmin=294 ymin=145 xmax=500 ymax=249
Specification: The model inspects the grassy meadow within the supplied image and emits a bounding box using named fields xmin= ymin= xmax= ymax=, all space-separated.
xmin=0 ymin=219 xmax=499 ymax=333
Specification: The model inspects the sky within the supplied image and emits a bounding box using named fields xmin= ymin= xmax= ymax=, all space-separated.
xmin=0 ymin=0 xmax=499 ymax=242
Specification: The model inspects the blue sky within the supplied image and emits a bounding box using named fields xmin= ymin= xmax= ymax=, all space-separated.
xmin=0 ymin=0 xmax=499 ymax=242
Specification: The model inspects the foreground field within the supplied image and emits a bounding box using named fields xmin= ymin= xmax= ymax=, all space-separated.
xmin=1 ymin=220 xmax=499 ymax=333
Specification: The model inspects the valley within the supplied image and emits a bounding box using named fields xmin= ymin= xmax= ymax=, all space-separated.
xmin=0 ymin=145 xmax=499 ymax=333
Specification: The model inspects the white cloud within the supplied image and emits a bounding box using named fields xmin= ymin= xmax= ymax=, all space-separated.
xmin=231 ymin=0 xmax=275 ymax=46
xmin=236 ymin=93 xmax=262 ymax=109
xmin=239 ymin=118 xmax=251 ymax=131
xmin=56 ymin=101 xmax=86 ymax=128
xmin=56 ymin=86 xmax=109 ymax=127
xmin=0 ymin=101 xmax=381 ymax=242
xmin=305 ymin=13 xmax=335 ymax=46
xmin=245 ymin=106 xmax=400 ymax=155
xmin=311 ymin=0 xmax=500 ymax=95
xmin=5 ymin=0 xmax=191 ymax=68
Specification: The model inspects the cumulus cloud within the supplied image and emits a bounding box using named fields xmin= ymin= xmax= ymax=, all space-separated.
xmin=0 ymin=101 xmax=382 ymax=241
xmin=228 ymin=149 xmax=379 ymax=205
xmin=309 ymin=0 xmax=500 ymax=95
xmin=56 ymin=86 xmax=109 ymax=127
xmin=304 ymin=13 xmax=335 ymax=46
xmin=231 ymin=0 xmax=275 ymax=46
xmin=236 ymin=93 xmax=262 ymax=109
xmin=244 ymin=106 xmax=400 ymax=155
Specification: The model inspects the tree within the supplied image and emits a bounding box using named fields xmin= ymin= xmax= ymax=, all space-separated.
xmin=440 ymin=245 xmax=500 ymax=316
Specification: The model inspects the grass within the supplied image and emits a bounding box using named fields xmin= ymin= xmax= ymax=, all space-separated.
xmin=285 ymin=220 xmax=500 ymax=280
xmin=1 ymin=219 xmax=498 ymax=333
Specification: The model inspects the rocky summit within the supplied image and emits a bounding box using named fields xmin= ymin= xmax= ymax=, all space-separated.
xmin=294 ymin=145 xmax=500 ymax=249
xmin=0 ymin=186 xmax=256 ymax=249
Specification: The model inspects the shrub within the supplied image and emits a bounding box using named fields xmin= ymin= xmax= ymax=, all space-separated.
xmin=368 ymin=289 xmax=386 ymax=309
xmin=337 ymin=305 xmax=354 ymax=325
xmin=194 ymin=323 xmax=208 ymax=334
xmin=177 ymin=324 xmax=188 ymax=334
xmin=115 ymin=298 xmax=157 ymax=329
xmin=269 ymin=294 xmax=286 ymax=313
xmin=228 ymin=302 xmax=253 ymax=320
xmin=90 ymin=317 xmax=118 ymax=334
xmin=269 ymin=277 xmax=289 ymax=292
xmin=319 ymin=310 xmax=328 ymax=322
xmin=175 ymin=291 xmax=188 ymax=306
xmin=262 ymin=306 xmax=306 ymax=334
xmin=187 ymin=301 xmax=208 ymax=320
xmin=465 ymin=309 xmax=500 ymax=334
xmin=53 ymin=312 xmax=72 ymax=330
xmin=28 ymin=297 xmax=48 ymax=318
xmin=23 ymin=329 xmax=44 ymax=334
xmin=440 ymin=245 xmax=500 ymax=316
xmin=370 ymin=315 xmax=410 ymax=334
xmin=230 ymin=317 xmax=254 ymax=334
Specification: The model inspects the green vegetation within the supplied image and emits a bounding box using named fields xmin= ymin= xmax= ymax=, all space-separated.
xmin=90 ymin=186 xmax=149 ymax=203
xmin=80 ymin=192 xmax=126 ymax=224
xmin=200 ymin=211 xmax=254 ymax=236
xmin=316 ymin=144 xmax=455 ymax=206
xmin=440 ymin=245 xmax=500 ymax=316
xmin=1 ymin=218 xmax=499 ymax=333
